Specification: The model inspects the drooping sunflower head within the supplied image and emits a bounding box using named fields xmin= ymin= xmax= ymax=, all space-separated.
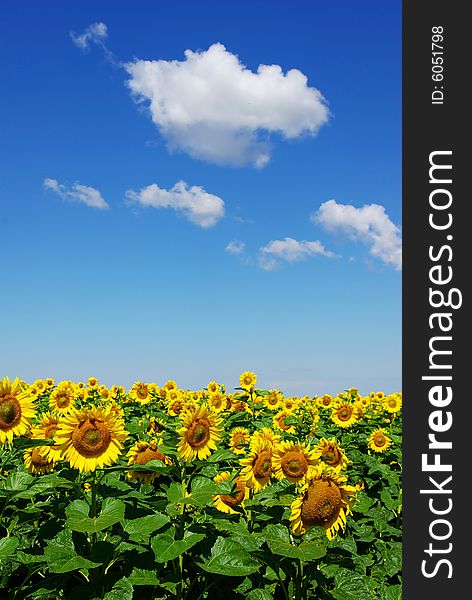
xmin=331 ymin=402 xmax=359 ymax=428
xmin=212 ymin=471 xmax=249 ymax=514
xmin=239 ymin=371 xmax=257 ymax=392
xmin=177 ymin=404 xmax=222 ymax=462
xmin=239 ymin=437 xmax=273 ymax=492
xmin=252 ymin=427 xmax=281 ymax=449
xmin=272 ymin=440 xmax=317 ymax=484
xmin=383 ymin=393 xmax=402 ymax=414
xmin=24 ymin=447 xmax=55 ymax=475
xmin=290 ymin=467 xmax=357 ymax=539
xmin=0 ymin=376 xmax=36 ymax=445
xmin=273 ymin=410 xmax=296 ymax=434
xmin=49 ymin=387 xmax=75 ymax=415
xmin=55 ymin=405 xmax=129 ymax=473
xmin=367 ymin=428 xmax=393 ymax=453
xmin=228 ymin=427 xmax=251 ymax=455
xmin=313 ymin=438 xmax=349 ymax=472
xmin=127 ymin=439 xmax=171 ymax=483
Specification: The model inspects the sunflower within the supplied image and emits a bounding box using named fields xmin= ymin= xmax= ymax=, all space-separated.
xmin=45 ymin=378 xmax=55 ymax=389
xmin=313 ymin=438 xmax=349 ymax=472
xmin=87 ymin=377 xmax=99 ymax=389
xmin=263 ymin=390 xmax=283 ymax=411
xmin=127 ymin=439 xmax=171 ymax=483
xmin=239 ymin=437 xmax=273 ymax=491
xmin=383 ymin=393 xmax=402 ymax=414
xmin=212 ymin=471 xmax=249 ymax=514
xmin=252 ymin=427 xmax=281 ymax=448
xmin=273 ymin=410 xmax=296 ymax=434
xmin=164 ymin=380 xmax=177 ymax=391
xmin=367 ymin=428 xmax=392 ymax=453
xmin=129 ymin=382 xmax=152 ymax=405
xmin=229 ymin=427 xmax=251 ymax=455
xmin=55 ymin=405 xmax=128 ymax=472
xmin=30 ymin=412 xmax=62 ymax=462
xmin=0 ymin=376 xmax=36 ymax=445
xmin=24 ymin=447 xmax=55 ymax=475
xmin=33 ymin=379 xmax=48 ymax=395
xmin=239 ymin=371 xmax=257 ymax=392
xmin=208 ymin=391 xmax=227 ymax=413
xmin=177 ymin=404 xmax=222 ymax=462
xmin=331 ymin=402 xmax=359 ymax=428
xmin=283 ymin=397 xmax=300 ymax=412
xmin=290 ymin=467 xmax=356 ymax=539
xmin=272 ymin=441 xmax=318 ymax=484
xmin=207 ymin=381 xmax=220 ymax=394
xmin=49 ymin=386 xmax=75 ymax=415
xmin=317 ymin=394 xmax=334 ymax=409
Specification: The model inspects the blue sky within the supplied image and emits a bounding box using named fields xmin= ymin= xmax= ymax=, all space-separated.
xmin=0 ymin=1 xmax=402 ymax=396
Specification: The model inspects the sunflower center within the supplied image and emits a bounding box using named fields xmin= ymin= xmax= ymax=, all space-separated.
xmin=253 ymin=450 xmax=272 ymax=479
xmin=374 ymin=434 xmax=386 ymax=447
xmin=171 ymin=401 xmax=183 ymax=414
xmin=233 ymin=434 xmax=246 ymax=448
xmin=187 ymin=419 xmax=210 ymax=448
xmin=301 ymin=480 xmax=342 ymax=529
xmin=71 ymin=419 xmax=112 ymax=458
xmin=134 ymin=447 xmax=165 ymax=465
xmin=323 ymin=447 xmax=341 ymax=466
xmin=137 ymin=387 xmax=148 ymax=400
xmin=56 ymin=395 xmax=70 ymax=408
xmin=281 ymin=451 xmax=308 ymax=479
xmin=388 ymin=399 xmax=397 ymax=408
xmin=220 ymin=478 xmax=246 ymax=507
xmin=44 ymin=424 xmax=59 ymax=439
xmin=337 ymin=407 xmax=352 ymax=421
xmin=31 ymin=447 xmax=51 ymax=466
xmin=0 ymin=397 xmax=22 ymax=429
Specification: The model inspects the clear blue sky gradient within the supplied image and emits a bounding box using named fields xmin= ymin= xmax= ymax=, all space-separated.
xmin=0 ymin=1 xmax=401 ymax=396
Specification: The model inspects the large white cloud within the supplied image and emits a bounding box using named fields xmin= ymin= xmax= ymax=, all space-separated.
xmin=259 ymin=237 xmax=335 ymax=270
xmin=312 ymin=200 xmax=402 ymax=270
xmin=43 ymin=178 xmax=109 ymax=209
xmin=125 ymin=180 xmax=224 ymax=228
xmin=124 ymin=43 xmax=329 ymax=167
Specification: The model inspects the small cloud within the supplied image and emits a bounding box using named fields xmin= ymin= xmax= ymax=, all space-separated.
xmin=312 ymin=199 xmax=402 ymax=270
xmin=125 ymin=180 xmax=224 ymax=228
xmin=124 ymin=43 xmax=329 ymax=167
xmin=258 ymin=236 xmax=335 ymax=271
xmin=225 ymin=240 xmax=246 ymax=255
xmin=70 ymin=22 xmax=108 ymax=50
xmin=43 ymin=178 xmax=109 ymax=209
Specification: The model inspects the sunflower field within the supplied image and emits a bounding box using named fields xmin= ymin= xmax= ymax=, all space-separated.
xmin=0 ymin=374 xmax=402 ymax=600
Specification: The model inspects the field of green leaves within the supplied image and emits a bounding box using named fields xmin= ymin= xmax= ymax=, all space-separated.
xmin=0 ymin=374 xmax=402 ymax=599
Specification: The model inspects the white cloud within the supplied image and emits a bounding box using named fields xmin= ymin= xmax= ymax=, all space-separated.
xmin=124 ymin=43 xmax=329 ymax=167
xmin=259 ymin=237 xmax=335 ymax=270
xmin=70 ymin=22 xmax=108 ymax=50
xmin=43 ymin=178 xmax=109 ymax=209
xmin=312 ymin=199 xmax=402 ymax=270
xmin=225 ymin=240 xmax=246 ymax=255
xmin=125 ymin=180 xmax=224 ymax=228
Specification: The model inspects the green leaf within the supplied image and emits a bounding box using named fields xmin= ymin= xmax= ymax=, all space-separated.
xmin=247 ymin=590 xmax=274 ymax=600
xmin=125 ymin=568 xmax=161 ymax=586
xmin=151 ymin=532 xmax=205 ymax=562
xmin=12 ymin=437 xmax=55 ymax=450
xmin=66 ymin=498 xmax=125 ymax=533
xmin=0 ymin=536 xmax=19 ymax=559
xmin=124 ymin=513 xmax=170 ymax=542
xmin=103 ymin=579 xmax=133 ymax=600
xmin=330 ymin=568 xmax=377 ymax=600
xmin=44 ymin=530 xmax=101 ymax=573
xmin=200 ymin=537 xmax=260 ymax=577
